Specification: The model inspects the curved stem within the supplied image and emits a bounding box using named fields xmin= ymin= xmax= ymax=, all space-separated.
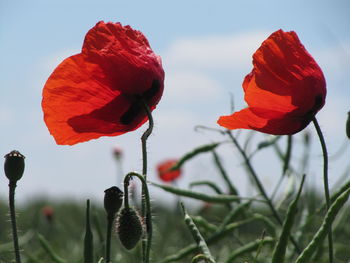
xmin=227 ymin=131 xmax=301 ymax=254
xmin=141 ymin=100 xmax=154 ymax=178
xmin=312 ymin=117 xmax=333 ymax=263
xmin=139 ymin=100 xmax=154 ymax=262
xmin=9 ymin=181 xmax=21 ymax=263
xmin=124 ymin=172 xmax=152 ymax=263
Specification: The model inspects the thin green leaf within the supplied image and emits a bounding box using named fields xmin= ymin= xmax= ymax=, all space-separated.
xmin=37 ymin=233 xmax=66 ymax=263
xmin=224 ymin=237 xmax=274 ymax=263
xmin=181 ymin=203 xmax=216 ymax=263
xmin=151 ymin=182 xmax=261 ymax=204
xmin=171 ymin=143 xmax=221 ymax=170
xmin=216 ymin=201 xmax=251 ymax=232
xmin=84 ymin=199 xmax=94 ymax=263
xmin=295 ymin=186 xmax=350 ymax=263
xmin=190 ymin=181 xmax=223 ymax=195
xmin=272 ymin=174 xmax=305 ymax=263
xmin=191 ymin=254 xmax=214 ymax=263
xmin=257 ymin=135 xmax=281 ymax=150
xmin=212 ymin=150 xmax=239 ymax=196
xmin=282 ymin=135 xmax=293 ymax=176
xmin=192 ymin=216 xmax=218 ymax=233
xmin=190 ymin=180 xmax=231 ymax=209
xmin=160 ymin=219 xmax=256 ymax=263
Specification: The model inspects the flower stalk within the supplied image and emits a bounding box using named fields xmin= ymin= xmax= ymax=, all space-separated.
xmin=9 ymin=181 xmax=21 ymax=263
xmin=227 ymin=131 xmax=301 ymax=254
xmin=312 ymin=117 xmax=333 ymax=263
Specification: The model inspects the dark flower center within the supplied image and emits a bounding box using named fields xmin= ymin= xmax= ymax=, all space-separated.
xmin=120 ymin=79 xmax=160 ymax=125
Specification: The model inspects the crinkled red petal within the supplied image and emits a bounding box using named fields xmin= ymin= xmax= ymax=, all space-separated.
xmin=218 ymin=107 xmax=305 ymax=135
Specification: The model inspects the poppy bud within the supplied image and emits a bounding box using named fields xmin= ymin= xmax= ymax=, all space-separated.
xmin=4 ymin=150 xmax=25 ymax=182
xmin=117 ymin=207 xmax=143 ymax=250
xmin=113 ymin=147 xmax=123 ymax=160
xmin=104 ymin=186 xmax=123 ymax=217
xmin=346 ymin=112 xmax=350 ymax=139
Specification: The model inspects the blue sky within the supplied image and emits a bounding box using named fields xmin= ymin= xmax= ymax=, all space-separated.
xmin=1 ymin=0 xmax=349 ymax=204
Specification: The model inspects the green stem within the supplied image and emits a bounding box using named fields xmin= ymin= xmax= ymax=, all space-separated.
xmin=227 ymin=131 xmax=301 ymax=254
xmin=312 ymin=117 xmax=333 ymax=263
xmin=140 ymin=100 xmax=154 ymax=263
xmin=105 ymin=215 xmax=114 ymax=263
xmin=212 ymin=150 xmax=239 ymax=196
xmin=9 ymin=181 xmax=21 ymax=263
xmin=124 ymin=172 xmax=152 ymax=263
xmin=141 ymin=100 xmax=154 ymax=178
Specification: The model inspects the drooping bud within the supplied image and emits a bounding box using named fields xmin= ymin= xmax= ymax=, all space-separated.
xmin=117 ymin=207 xmax=143 ymax=250
xmin=346 ymin=112 xmax=350 ymax=139
xmin=4 ymin=150 xmax=25 ymax=182
xmin=104 ymin=186 xmax=123 ymax=217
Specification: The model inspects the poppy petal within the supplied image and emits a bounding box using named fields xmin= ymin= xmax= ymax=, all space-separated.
xmin=42 ymin=21 xmax=164 ymax=145
xmin=218 ymin=29 xmax=326 ymax=135
xmin=218 ymin=108 xmax=303 ymax=135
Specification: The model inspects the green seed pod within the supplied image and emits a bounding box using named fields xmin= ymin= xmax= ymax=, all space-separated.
xmin=346 ymin=112 xmax=350 ymax=139
xmin=104 ymin=186 xmax=123 ymax=217
xmin=117 ymin=207 xmax=143 ymax=250
xmin=4 ymin=150 xmax=25 ymax=182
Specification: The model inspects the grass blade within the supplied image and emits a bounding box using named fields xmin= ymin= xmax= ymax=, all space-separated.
xmin=224 ymin=237 xmax=274 ymax=263
xmin=37 ymin=233 xmax=66 ymax=263
xmin=84 ymin=199 xmax=94 ymax=263
xmin=272 ymin=174 xmax=305 ymax=263
xmin=295 ymin=186 xmax=350 ymax=263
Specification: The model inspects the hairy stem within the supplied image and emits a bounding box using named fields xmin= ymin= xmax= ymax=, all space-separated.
xmin=9 ymin=181 xmax=21 ymax=263
xmin=312 ymin=117 xmax=333 ymax=263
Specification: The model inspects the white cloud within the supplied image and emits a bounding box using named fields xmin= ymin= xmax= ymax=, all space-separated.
xmin=164 ymin=71 xmax=223 ymax=103
xmin=164 ymin=31 xmax=269 ymax=70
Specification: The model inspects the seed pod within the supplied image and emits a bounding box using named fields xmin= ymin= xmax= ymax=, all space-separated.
xmin=117 ymin=207 xmax=143 ymax=250
xmin=4 ymin=150 xmax=25 ymax=182
xmin=104 ymin=186 xmax=123 ymax=217
xmin=346 ymin=112 xmax=350 ymax=139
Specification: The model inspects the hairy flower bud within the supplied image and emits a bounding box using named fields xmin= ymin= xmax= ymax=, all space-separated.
xmin=4 ymin=150 xmax=25 ymax=182
xmin=117 ymin=207 xmax=143 ymax=250
xmin=104 ymin=186 xmax=123 ymax=217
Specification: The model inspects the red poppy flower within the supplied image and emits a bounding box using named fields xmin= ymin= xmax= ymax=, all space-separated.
xmin=42 ymin=21 xmax=164 ymax=145
xmin=157 ymin=159 xmax=181 ymax=182
xmin=218 ymin=29 xmax=326 ymax=135
xmin=41 ymin=206 xmax=54 ymax=222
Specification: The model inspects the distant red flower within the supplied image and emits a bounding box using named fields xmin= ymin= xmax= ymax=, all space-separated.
xmin=42 ymin=21 xmax=164 ymax=145
xmin=218 ymin=29 xmax=326 ymax=135
xmin=157 ymin=159 xmax=181 ymax=182
xmin=41 ymin=206 xmax=54 ymax=222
